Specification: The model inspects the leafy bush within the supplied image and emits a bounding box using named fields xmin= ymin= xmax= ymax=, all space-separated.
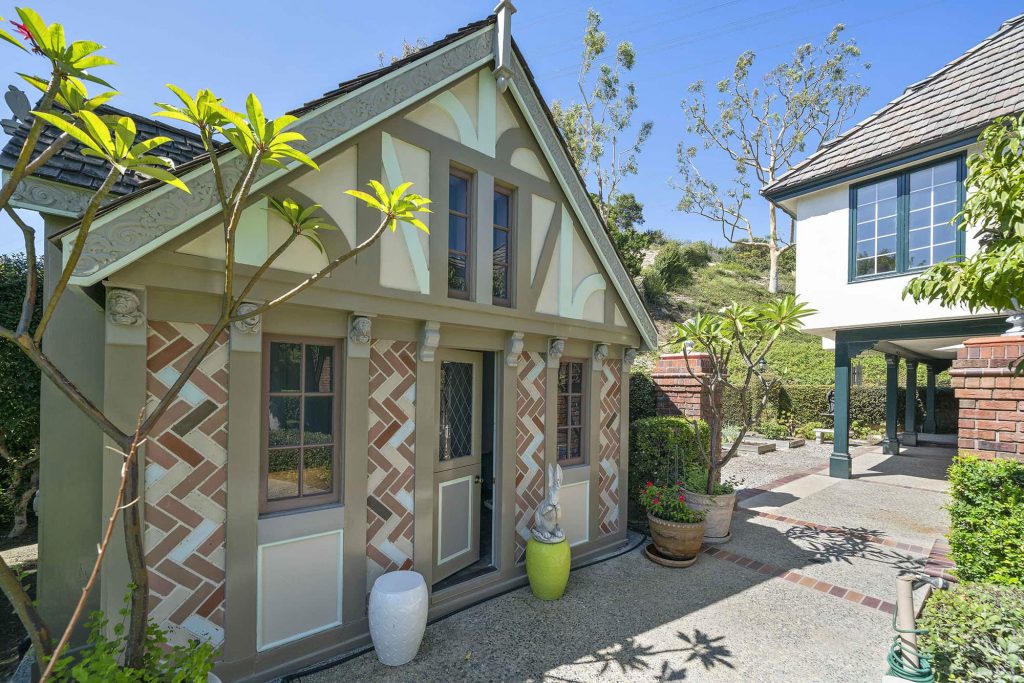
xmin=640 ymin=481 xmax=705 ymax=524
xmin=918 ymin=583 xmax=1024 ymax=682
xmin=756 ymin=412 xmax=796 ymax=440
xmin=640 ymin=265 xmax=668 ymax=306
xmin=799 ymin=421 xmax=824 ymax=440
xmin=947 ymin=456 xmax=1024 ymax=585
xmin=645 ymin=240 xmax=714 ymax=294
xmin=49 ymin=596 xmax=216 ymax=682
xmin=629 ymin=417 xmax=709 ymax=520
xmin=628 ymin=371 xmax=657 ymax=423
xmin=682 ymin=467 xmax=740 ymax=496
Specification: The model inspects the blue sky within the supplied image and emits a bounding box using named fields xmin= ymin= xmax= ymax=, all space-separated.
xmin=0 ymin=0 xmax=1019 ymax=254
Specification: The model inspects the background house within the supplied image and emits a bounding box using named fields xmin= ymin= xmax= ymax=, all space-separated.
xmin=762 ymin=14 xmax=1024 ymax=476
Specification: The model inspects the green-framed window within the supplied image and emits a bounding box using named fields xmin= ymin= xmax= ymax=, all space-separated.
xmin=849 ymin=154 xmax=966 ymax=281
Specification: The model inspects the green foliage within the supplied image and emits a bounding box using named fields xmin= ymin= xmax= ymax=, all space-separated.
xmin=628 ymin=417 xmax=709 ymax=518
xmin=755 ymin=416 xmax=794 ymax=440
xmin=906 ymin=114 xmax=1024 ymax=320
xmin=603 ymin=192 xmax=654 ymax=279
xmin=681 ymin=467 xmax=738 ymax=496
xmin=550 ymin=9 xmax=652 ymax=217
xmin=640 ymin=481 xmax=705 ymax=524
xmin=946 ymin=456 xmax=1024 ymax=585
xmin=918 ymin=583 xmax=1024 ymax=683
xmin=48 ymin=591 xmax=216 ymax=681
xmin=799 ymin=421 xmax=824 ymax=440
xmin=344 ymin=180 xmax=431 ymax=234
xmin=628 ymin=370 xmax=657 ymax=423
xmin=644 ymin=240 xmax=714 ymax=296
xmin=722 ymin=241 xmax=795 ymax=275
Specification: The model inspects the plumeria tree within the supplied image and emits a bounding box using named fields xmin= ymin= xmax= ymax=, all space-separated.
xmin=0 ymin=8 xmax=430 ymax=677
xmin=669 ymin=296 xmax=814 ymax=494
xmin=905 ymin=113 xmax=1024 ymax=370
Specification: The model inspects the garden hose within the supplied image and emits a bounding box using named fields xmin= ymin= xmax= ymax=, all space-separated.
xmin=886 ymin=606 xmax=934 ymax=682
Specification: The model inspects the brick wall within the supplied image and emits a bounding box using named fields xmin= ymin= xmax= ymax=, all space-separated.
xmin=951 ymin=336 xmax=1024 ymax=461
xmin=651 ymin=352 xmax=721 ymax=457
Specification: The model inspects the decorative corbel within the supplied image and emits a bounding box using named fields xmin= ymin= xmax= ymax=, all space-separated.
xmin=492 ymin=0 xmax=517 ymax=92
xmin=232 ymin=302 xmax=262 ymax=335
xmin=623 ymin=348 xmax=638 ymax=369
xmin=505 ymin=331 xmax=525 ymax=367
xmin=347 ymin=314 xmax=373 ymax=358
xmin=546 ymin=337 xmax=565 ymax=368
xmin=106 ymin=288 xmax=144 ymax=327
xmin=419 ymin=321 xmax=441 ymax=362
xmin=592 ymin=343 xmax=609 ymax=371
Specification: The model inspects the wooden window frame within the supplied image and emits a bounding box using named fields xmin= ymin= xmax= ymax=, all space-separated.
xmin=260 ymin=336 xmax=343 ymax=515
xmin=848 ymin=153 xmax=966 ymax=283
xmin=448 ymin=168 xmax=474 ymax=300
xmin=556 ymin=359 xmax=588 ymax=467
xmin=492 ymin=183 xmax=514 ymax=307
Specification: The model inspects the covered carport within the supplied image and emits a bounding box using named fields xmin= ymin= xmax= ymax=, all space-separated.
xmin=829 ymin=316 xmax=1009 ymax=478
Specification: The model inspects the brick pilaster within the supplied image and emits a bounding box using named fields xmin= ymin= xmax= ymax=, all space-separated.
xmin=651 ymin=352 xmax=722 ymax=456
xmin=951 ymin=336 xmax=1024 ymax=461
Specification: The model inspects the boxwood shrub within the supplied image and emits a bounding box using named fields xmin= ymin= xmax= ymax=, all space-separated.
xmin=628 ymin=371 xmax=658 ymax=423
xmin=947 ymin=456 xmax=1024 ymax=585
xmin=628 ymin=417 xmax=709 ymax=521
xmin=918 ymin=583 xmax=1024 ymax=682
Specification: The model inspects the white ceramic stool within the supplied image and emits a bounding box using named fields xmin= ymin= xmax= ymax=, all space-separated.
xmin=368 ymin=570 xmax=428 ymax=666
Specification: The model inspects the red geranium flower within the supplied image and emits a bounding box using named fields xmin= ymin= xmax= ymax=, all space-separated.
xmin=645 ymin=481 xmax=653 ymax=488
xmin=678 ymin=494 xmax=686 ymax=502
xmin=652 ymin=496 xmax=660 ymax=505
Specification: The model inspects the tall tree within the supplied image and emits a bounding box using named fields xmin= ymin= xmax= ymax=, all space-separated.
xmin=677 ymin=25 xmax=869 ymax=293
xmin=551 ymin=9 xmax=653 ymax=275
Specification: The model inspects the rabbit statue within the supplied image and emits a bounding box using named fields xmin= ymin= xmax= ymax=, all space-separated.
xmin=531 ymin=463 xmax=565 ymax=543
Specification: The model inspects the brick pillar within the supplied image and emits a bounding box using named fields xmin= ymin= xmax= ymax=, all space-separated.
xmin=951 ymin=336 xmax=1024 ymax=461
xmin=651 ymin=352 xmax=722 ymax=456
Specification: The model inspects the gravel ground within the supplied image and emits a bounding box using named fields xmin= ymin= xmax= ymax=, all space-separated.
xmin=721 ymin=441 xmax=831 ymax=491
xmin=0 ymin=542 xmax=37 ymax=568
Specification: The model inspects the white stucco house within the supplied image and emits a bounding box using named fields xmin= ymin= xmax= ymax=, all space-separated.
xmin=762 ymin=14 xmax=1023 ymax=477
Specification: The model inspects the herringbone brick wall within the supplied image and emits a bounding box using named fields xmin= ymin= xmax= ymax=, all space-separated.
xmin=144 ymin=321 xmax=229 ymax=647
xmin=514 ymin=351 xmax=546 ymax=562
xmin=597 ymin=360 xmax=621 ymax=535
xmin=366 ymin=340 xmax=417 ymax=591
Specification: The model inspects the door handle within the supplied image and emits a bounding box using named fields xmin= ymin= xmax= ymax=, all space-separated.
xmin=473 ymin=475 xmax=482 ymax=484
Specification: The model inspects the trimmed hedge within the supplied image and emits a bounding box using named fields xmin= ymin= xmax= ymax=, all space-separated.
xmin=947 ymin=456 xmax=1024 ymax=585
xmin=919 ymin=583 xmax=1024 ymax=682
xmin=721 ymin=384 xmax=958 ymax=433
xmin=628 ymin=371 xmax=658 ymax=423
xmin=628 ymin=417 xmax=708 ymax=521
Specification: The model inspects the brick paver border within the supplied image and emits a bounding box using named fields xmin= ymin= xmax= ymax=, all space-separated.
xmin=702 ymin=545 xmax=896 ymax=614
xmin=736 ymin=508 xmax=931 ymax=556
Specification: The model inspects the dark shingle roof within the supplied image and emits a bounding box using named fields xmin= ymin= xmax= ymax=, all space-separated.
xmin=763 ymin=13 xmax=1024 ymax=200
xmin=0 ymin=104 xmax=206 ymax=195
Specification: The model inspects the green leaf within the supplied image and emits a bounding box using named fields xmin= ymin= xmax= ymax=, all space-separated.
xmin=67 ymin=39 xmax=102 ymax=63
xmin=17 ymin=73 xmax=48 ymax=93
xmin=390 ymin=181 xmax=413 ymax=205
xmin=31 ymin=111 xmax=105 ymax=155
xmin=112 ymin=116 xmax=137 ymax=157
xmin=274 ymin=145 xmax=318 ymax=171
xmin=133 ymin=165 xmax=189 ymax=193
xmin=76 ymin=110 xmax=113 ymax=154
xmin=130 ymin=136 xmax=170 ymax=156
xmin=368 ymin=180 xmax=389 ymax=207
xmin=73 ymin=54 xmax=115 ymax=70
xmin=245 ymin=93 xmax=265 ymax=142
xmin=15 ymin=8 xmax=47 ymax=51
xmin=344 ymin=189 xmax=384 ymax=211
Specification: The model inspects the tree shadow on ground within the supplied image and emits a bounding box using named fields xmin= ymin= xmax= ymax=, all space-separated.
xmin=784 ymin=524 xmax=925 ymax=571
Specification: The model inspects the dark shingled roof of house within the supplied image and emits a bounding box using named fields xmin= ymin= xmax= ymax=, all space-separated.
xmin=0 ymin=103 xmax=206 ymax=196
xmin=762 ymin=13 xmax=1024 ymax=200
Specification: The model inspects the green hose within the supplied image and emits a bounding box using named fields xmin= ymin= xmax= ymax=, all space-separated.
xmin=886 ymin=604 xmax=934 ymax=682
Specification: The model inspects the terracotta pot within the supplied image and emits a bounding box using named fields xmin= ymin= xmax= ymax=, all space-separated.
xmin=647 ymin=513 xmax=705 ymax=561
xmin=684 ymin=490 xmax=736 ymax=543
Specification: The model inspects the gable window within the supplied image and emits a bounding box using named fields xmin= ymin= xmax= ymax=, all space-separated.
xmin=850 ymin=156 xmax=964 ymax=281
xmin=262 ymin=338 xmax=340 ymax=513
xmin=448 ymin=170 xmax=472 ymax=298
xmin=492 ymin=185 xmax=513 ymax=306
xmin=556 ymin=360 xmax=586 ymax=466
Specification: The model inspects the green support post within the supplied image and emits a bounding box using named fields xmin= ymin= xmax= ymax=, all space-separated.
xmin=922 ymin=364 xmax=937 ymax=434
xmin=903 ymin=360 xmax=918 ymax=447
xmin=883 ymin=354 xmax=901 ymax=456
xmin=830 ymin=341 xmax=852 ymax=478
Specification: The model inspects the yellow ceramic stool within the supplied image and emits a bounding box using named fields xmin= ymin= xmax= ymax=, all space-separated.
xmin=525 ymin=537 xmax=571 ymax=600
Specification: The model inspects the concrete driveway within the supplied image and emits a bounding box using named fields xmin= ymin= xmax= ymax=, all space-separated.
xmin=292 ymin=443 xmax=953 ymax=682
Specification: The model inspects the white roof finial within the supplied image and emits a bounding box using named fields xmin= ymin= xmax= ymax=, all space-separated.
xmin=493 ymin=0 xmax=517 ymax=93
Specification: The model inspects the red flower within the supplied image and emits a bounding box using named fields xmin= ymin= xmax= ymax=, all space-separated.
xmin=652 ymin=496 xmax=660 ymax=505
xmin=11 ymin=21 xmax=31 ymax=41
xmin=645 ymin=481 xmax=653 ymax=488
xmin=678 ymin=494 xmax=686 ymax=502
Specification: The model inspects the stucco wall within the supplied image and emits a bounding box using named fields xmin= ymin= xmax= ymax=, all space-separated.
xmin=793 ymin=149 xmax=986 ymax=337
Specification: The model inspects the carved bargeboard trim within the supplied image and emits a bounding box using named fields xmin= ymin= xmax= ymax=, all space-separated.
xmin=6 ymin=172 xmax=99 ymax=218
xmin=67 ymin=26 xmax=495 ymax=285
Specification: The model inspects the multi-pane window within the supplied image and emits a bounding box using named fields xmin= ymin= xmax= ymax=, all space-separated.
xmin=854 ymin=177 xmax=898 ymax=277
xmin=908 ymin=160 xmax=958 ymax=269
xmin=263 ymin=339 xmax=339 ymax=513
xmin=448 ymin=171 xmax=472 ymax=298
xmin=556 ymin=361 xmax=585 ymax=466
xmin=492 ymin=186 xmax=513 ymax=306
xmin=851 ymin=156 xmax=963 ymax=281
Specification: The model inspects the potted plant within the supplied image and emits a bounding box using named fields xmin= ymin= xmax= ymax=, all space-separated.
xmin=670 ymin=296 xmax=815 ymax=543
xmin=641 ymin=481 xmax=706 ymax=563
xmin=682 ymin=468 xmax=740 ymax=544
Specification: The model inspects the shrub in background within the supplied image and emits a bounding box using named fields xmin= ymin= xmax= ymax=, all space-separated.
xmin=628 ymin=371 xmax=658 ymax=423
xmin=946 ymin=456 xmax=1024 ymax=585
xmin=918 ymin=583 xmax=1024 ymax=683
xmin=629 ymin=417 xmax=709 ymax=520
